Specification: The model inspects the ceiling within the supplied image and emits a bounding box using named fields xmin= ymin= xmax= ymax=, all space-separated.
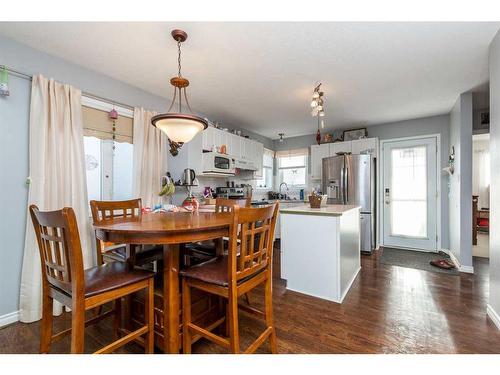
xmin=0 ymin=22 xmax=498 ymax=139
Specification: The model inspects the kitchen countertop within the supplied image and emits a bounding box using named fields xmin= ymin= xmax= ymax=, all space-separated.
xmin=279 ymin=204 xmax=361 ymax=216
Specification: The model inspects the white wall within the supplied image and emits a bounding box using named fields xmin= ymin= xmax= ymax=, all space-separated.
xmin=449 ymin=93 xmax=473 ymax=270
xmin=488 ymin=29 xmax=500 ymax=327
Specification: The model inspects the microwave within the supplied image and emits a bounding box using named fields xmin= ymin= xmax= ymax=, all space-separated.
xmin=202 ymin=152 xmax=236 ymax=176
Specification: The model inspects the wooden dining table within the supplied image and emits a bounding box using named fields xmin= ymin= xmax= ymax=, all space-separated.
xmin=93 ymin=210 xmax=232 ymax=353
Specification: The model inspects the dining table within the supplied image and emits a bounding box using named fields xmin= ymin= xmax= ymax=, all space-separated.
xmin=93 ymin=210 xmax=232 ymax=353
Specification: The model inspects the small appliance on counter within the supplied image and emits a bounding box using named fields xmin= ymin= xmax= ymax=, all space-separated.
xmin=215 ymin=187 xmax=246 ymax=199
xmin=182 ymin=168 xmax=197 ymax=185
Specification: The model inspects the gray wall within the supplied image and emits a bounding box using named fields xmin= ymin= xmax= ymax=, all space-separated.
xmin=274 ymin=114 xmax=451 ymax=249
xmin=489 ymin=30 xmax=500 ymax=322
xmin=0 ymin=72 xmax=30 ymax=316
xmin=449 ymin=93 xmax=473 ymax=268
xmin=0 ymin=36 xmax=272 ymax=317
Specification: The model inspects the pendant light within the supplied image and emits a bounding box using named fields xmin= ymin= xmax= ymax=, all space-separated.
xmin=311 ymin=83 xmax=325 ymax=145
xmin=152 ymin=29 xmax=208 ymax=156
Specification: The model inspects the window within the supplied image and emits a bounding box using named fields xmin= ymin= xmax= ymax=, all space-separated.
xmin=277 ymin=149 xmax=308 ymax=188
xmin=82 ymin=103 xmax=134 ymax=202
xmin=256 ymin=149 xmax=274 ymax=189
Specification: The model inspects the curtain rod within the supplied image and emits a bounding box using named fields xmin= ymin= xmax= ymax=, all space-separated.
xmin=1 ymin=64 xmax=135 ymax=111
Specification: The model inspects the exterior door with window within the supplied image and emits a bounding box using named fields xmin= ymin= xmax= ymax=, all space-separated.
xmin=382 ymin=137 xmax=438 ymax=251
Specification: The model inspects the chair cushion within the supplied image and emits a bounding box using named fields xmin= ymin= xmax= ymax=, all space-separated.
xmin=181 ymin=256 xmax=230 ymax=286
xmin=180 ymin=255 xmax=264 ymax=287
xmin=54 ymin=262 xmax=154 ymax=298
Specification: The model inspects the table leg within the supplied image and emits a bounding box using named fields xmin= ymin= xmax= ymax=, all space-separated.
xmin=163 ymin=244 xmax=180 ymax=353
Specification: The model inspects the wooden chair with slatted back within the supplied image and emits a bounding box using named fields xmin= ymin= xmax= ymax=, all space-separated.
xmin=29 ymin=205 xmax=155 ymax=354
xmin=215 ymin=197 xmax=251 ymax=213
xmin=90 ymin=199 xmax=162 ymax=267
xmin=183 ymin=197 xmax=252 ymax=265
xmin=181 ymin=203 xmax=279 ymax=354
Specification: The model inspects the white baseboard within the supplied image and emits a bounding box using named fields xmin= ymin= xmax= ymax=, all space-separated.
xmin=0 ymin=310 xmax=20 ymax=328
xmin=441 ymin=248 xmax=474 ymax=274
xmin=487 ymin=304 xmax=500 ymax=330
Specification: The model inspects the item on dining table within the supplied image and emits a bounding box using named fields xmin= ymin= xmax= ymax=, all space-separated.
xmin=182 ymin=195 xmax=199 ymax=212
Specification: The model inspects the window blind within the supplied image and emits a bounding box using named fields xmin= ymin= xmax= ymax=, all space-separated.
xmin=275 ymin=148 xmax=309 ymax=158
xmin=82 ymin=106 xmax=133 ymax=143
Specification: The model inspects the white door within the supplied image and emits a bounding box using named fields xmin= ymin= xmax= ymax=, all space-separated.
xmin=382 ymin=137 xmax=438 ymax=251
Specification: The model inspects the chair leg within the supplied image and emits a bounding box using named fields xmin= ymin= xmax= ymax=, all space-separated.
xmin=227 ymin=290 xmax=240 ymax=354
xmin=70 ymin=302 xmax=85 ymax=354
xmin=264 ymin=276 xmax=278 ymax=354
xmin=39 ymin=292 xmax=53 ymax=354
xmin=144 ymin=279 xmax=155 ymax=353
xmin=244 ymin=292 xmax=251 ymax=305
xmin=113 ymin=298 xmax=122 ymax=339
xmin=182 ymin=278 xmax=192 ymax=354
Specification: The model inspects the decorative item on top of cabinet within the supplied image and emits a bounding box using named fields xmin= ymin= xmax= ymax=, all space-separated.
xmin=343 ymin=127 xmax=367 ymax=142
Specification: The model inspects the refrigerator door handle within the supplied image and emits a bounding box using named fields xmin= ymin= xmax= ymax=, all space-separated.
xmin=339 ymin=165 xmax=344 ymax=203
xmin=345 ymin=164 xmax=349 ymax=204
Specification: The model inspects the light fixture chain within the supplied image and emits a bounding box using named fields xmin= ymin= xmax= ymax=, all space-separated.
xmin=178 ymin=40 xmax=182 ymax=77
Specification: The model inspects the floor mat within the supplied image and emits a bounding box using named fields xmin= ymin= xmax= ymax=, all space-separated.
xmin=379 ymin=247 xmax=459 ymax=275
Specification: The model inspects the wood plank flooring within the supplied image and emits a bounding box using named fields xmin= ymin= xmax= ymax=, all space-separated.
xmin=2 ymin=246 xmax=500 ymax=354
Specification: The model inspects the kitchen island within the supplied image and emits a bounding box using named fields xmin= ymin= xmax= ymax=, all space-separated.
xmin=280 ymin=204 xmax=361 ymax=303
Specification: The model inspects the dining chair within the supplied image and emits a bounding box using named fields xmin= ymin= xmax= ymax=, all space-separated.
xmin=181 ymin=203 xmax=279 ymax=354
xmin=29 ymin=205 xmax=155 ymax=354
xmin=184 ymin=197 xmax=252 ymax=265
xmin=90 ymin=199 xmax=162 ymax=267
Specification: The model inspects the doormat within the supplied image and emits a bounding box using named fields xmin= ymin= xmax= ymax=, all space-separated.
xmin=379 ymin=247 xmax=459 ymax=275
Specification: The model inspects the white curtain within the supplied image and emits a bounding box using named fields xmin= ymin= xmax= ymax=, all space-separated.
xmin=132 ymin=107 xmax=168 ymax=208
xmin=19 ymin=75 xmax=92 ymax=322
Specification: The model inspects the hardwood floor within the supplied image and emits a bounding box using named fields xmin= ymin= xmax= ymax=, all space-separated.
xmin=2 ymin=246 xmax=500 ymax=354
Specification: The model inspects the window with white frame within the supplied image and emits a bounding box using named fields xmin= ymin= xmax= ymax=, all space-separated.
xmin=277 ymin=148 xmax=308 ymax=188
xmin=82 ymin=101 xmax=134 ymax=203
xmin=256 ymin=148 xmax=274 ymax=189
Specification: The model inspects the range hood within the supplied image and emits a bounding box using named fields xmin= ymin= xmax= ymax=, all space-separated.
xmin=234 ymin=158 xmax=257 ymax=171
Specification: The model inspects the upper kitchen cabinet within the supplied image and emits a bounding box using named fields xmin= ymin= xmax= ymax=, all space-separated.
xmin=253 ymin=141 xmax=264 ymax=178
xmin=311 ymin=144 xmax=330 ymax=179
xmin=351 ymin=138 xmax=379 ymax=158
xmin=310 ymin=137 xmax=379 ymax=180
xmin=198 ymin=126 xmax=265 ymax=177
xmin=202 ymin=126 xmax=214 ymax=151
xmin=330 ymin=141 xmax=352 ymax=155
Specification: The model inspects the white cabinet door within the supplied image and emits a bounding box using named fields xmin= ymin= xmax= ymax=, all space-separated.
xmin=311 ymin=144 xmax=330 ymax=180
xmin=227 ymin=134 xmax=238 ymax=158
xmin=202 ymin=127 xmax=214 ymax=151
xmin=240 ymin=138 xmax=250 ymax=160
xmin=351 ymin=138 xmax=378 ymax=158
xmin=253 ymin=142 xmax=264 ymax=178
xmin=330 ymin=141 xmax=352 ymax=155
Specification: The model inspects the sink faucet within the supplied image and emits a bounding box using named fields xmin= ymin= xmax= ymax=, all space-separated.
xmin=279 ymin=182 xmax=289 ymax=199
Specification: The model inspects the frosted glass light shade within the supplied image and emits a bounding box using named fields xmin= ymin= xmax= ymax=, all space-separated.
xmin=151 ymin=113 xmax=208 ymax=143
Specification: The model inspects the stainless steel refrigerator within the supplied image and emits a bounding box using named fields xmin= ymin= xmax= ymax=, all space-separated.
xmin=322 ymin=154 xmax=376 ymax=253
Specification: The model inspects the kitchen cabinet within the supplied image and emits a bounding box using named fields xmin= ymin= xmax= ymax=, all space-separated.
xmin=310 ymin=144 xmax=330 ymax=180
xmin=310 ymin=137 xmax=379 ymax=180
xmin=253 ymin=141 xmax=264 ymax=178
xmin=199 ymin=126 xmax=265 ymax=177
xmin=202 ymin=126 xmax=214 ymax=151
xmin=330 ymin=141 xmax=352 ymax=155
xmin=351 ymin=138 xmax=378 ymax=157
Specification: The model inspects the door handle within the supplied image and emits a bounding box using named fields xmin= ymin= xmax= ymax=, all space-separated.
xmin=385 ymin=188 xmax=390 ymax=204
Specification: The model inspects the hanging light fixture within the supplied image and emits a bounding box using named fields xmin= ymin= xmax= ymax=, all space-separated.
xmin=152 ymin=29 xmax=208 ymax=156
xmin=310 ymin=83 xmax=325 ymax=145
xmin=278 ymin=133 xmax=285 ymax=142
